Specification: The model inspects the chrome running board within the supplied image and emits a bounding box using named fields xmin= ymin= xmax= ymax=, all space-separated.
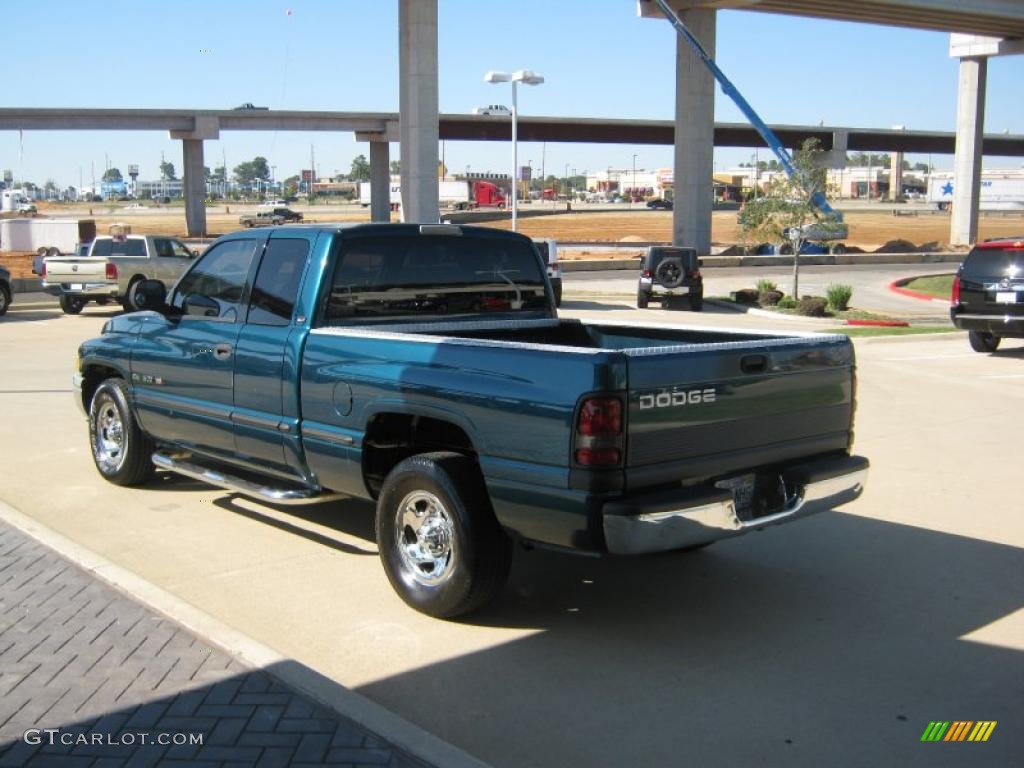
xmin=152 ymin=452 xmax=347 ymax=506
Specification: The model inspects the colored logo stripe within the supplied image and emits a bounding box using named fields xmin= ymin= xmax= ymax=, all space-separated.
xmin=921 ymin=721 xmax=996 ymax=742
xmin=945 ymin=721 xmax=972 ymax=741
xmin=969 ymin=722 xmax=997 ymax=742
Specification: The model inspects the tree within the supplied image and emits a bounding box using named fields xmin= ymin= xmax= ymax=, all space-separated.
xmin=210 ymin=166 xmax=227 ymax=183
xmin=389 ymin=160 xmax=401 ymax=175
xmin=738 ymin=138 xmax=847 ymax=298
xmin=159 ymin=161 xmax=177 ymax=180
xmin=348 ymin=154 xmax=370 ymax=181
xmin=232 ymin=156 xmax=271 ymax=185
xmin=102 ymin=167 xmax=123 ymax=182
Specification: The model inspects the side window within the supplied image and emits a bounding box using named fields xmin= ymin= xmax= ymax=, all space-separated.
xmin=247 ymin=238 xmax=309 ymax=326
xmin=154 ymin=238 xmax=174 ymax=258
xmin=170 ymin=240 xmax=193 ymax=259
xmin=172 ymin=239 xmax=259 ymax=321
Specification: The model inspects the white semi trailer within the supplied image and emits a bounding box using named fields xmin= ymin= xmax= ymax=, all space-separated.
xmin=927 ymin=172 xmax=1024 ymax=212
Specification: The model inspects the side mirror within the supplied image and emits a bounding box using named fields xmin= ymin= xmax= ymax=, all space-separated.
xmin=191 ymin=249 xmax=199 ymax=258
xmin=134 ymin=279 xmax=167 ymax=310
xmin=698 ymin=258 xmax=704 ymax=267
xmin=184 ymin=293 xmax=219 ymax=317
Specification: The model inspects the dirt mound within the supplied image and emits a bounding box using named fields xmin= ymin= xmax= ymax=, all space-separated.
xmin=874 ymin=239 xmax=919 ymax=253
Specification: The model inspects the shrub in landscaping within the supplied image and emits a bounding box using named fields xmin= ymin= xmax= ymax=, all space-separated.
xmin=826 ymin=283 xmax=853 ymax=312
xmin=756 ymin=278 xmax=778 ymax=294
xmin=777 ymin=295 xmax=797 ymax=309
xmin=732 ymin=288 xmax=760 ymax=304
xmin=759 ymin=290 xmax=784 ymax=306
xmin=797 ymin=296 xmax=829 ymax=317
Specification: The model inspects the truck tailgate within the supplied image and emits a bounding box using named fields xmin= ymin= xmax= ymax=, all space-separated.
xmin=43 ymin=257 xmax=109 ymax=283
xmin=624 ymin=334 xmax=854 ymax=485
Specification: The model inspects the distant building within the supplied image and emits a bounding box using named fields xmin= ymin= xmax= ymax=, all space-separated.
xmin=137 ymin=179 xmax=184 ymax=199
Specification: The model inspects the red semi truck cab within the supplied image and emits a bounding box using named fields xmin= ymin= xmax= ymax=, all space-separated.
xmin=473 ymin=180 xmax=506 ymax=208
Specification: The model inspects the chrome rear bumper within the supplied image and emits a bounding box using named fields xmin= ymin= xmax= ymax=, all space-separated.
xmin=603 ymin=455 xmax=868 ymax=555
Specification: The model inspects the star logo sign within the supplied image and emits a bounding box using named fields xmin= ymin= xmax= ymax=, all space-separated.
xmin=941 ymin=182 xmax=953 ymax=195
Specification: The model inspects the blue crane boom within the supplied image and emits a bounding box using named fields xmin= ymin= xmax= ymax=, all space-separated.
xmin=649 ymin=0 xmax=839 ymax=219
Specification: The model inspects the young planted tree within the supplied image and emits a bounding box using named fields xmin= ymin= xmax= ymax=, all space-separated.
xmin=737 ymin=138 xmax=846 ymax=298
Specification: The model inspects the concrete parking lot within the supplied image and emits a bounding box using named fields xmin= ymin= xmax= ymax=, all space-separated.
xmin=0 ymin=284 xmax=1020 ymax=767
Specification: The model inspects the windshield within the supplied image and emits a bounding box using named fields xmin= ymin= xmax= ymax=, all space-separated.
xmin=322 ymin=234 xmax=549 ymax=323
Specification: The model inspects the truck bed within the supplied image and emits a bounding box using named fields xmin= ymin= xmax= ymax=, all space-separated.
xmin=304 ymin=318 xmax=854 ymax=492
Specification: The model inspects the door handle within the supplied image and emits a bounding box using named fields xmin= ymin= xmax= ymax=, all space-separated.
xmin=213 ymin=344 xmax=233 ymax=361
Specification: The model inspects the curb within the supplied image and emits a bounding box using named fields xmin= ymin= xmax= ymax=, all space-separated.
xmin=0 ymin=499 xmax=491 ymax=768
xmin=888 ymin=275 xmax=954 ymax=304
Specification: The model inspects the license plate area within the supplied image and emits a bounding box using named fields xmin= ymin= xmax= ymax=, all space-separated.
xmin=715 ymin=471 xmax=789 ymax=522
xmin=995 ymin=291 xmax=1018 ymax=304
xmin=70 ymin=283 xmax=83 ymax=291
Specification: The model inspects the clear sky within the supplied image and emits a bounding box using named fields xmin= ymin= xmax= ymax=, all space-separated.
xmin=2 ymin=0 xmax=1022 ymax=188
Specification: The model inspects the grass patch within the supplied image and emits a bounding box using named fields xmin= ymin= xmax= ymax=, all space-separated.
xmin=825 ymin=326 xmax=958 ymax=338
xmin=904 ymin=274 xmax=954 ymax=299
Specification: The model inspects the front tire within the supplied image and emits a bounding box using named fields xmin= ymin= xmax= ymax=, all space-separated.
xmin=59 ymin=294 xmax=87 ymax=314
xmin=376 ymin=452 xmax=512 ymax=619
xmin=89 ymin=379 xmax=155 ymax=486
xmin=968 ymin=331 xmax=1000 ymax=353
xmin=0 ymin=284 xmax=10 ymax=316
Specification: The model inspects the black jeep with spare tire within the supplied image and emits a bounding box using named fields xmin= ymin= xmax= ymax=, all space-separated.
xmin=637 ymin=246 xmax=703 ymax=310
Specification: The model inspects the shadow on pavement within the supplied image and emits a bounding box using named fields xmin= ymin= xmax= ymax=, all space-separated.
xmin=212 ymin=496 xmax=377 ymax=556
xmin=355 ymin=511 xmax=1023 ymax=768
xmin=2 ymin=310 xmax=64 ymax=323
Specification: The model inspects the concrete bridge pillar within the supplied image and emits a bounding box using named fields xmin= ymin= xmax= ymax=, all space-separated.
xmin=950 ymin=56 xmax=987 ymax=245
xmin=170 ymin=116 xmax=219 ymax=238
xmin=358 ymin=126 xmax=399 ymax=223
xmin=672 ymin=8 xmax=716 ymax=254
xmin=398 ymin=0 xmax=439 ymax=223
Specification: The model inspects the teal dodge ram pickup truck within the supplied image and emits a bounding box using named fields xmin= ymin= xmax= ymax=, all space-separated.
xmin=74 ymin=224 xmax=867 ymax=617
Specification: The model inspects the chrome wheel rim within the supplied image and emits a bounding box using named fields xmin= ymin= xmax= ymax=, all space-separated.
xmin=93 ymin=396 xmax=126 ymax=472
xmin=394 ymin=491 xmax=455 ymax=585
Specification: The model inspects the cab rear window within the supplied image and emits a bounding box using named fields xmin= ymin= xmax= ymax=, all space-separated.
xmin=321 ymin=235 xmax=548 ymax=323
xmin=964 ymin=247 xmax=1024 ymax=275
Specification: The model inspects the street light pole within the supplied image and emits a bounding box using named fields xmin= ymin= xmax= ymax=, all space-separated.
xmin=632 ymin=154 xmax=638 ymax=209
xmin=485 ymin=69 xmax=544 ymax=232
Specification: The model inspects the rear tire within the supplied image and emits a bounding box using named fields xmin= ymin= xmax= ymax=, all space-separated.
xmin=968 ymin=331 xmax=1000 ymax=353
xmin=690 ymin=293 xmax=704 ymax=312
xmin=0 ymin=284 xmax=10 ymax=316
xmin=637 ymin=289 xmax=650 ymax=309
xmin=88 ymin=379 xmax=155 ymax=486
xmin=59 ymin=294 xmax=86 ymax=314
xmin=123 ymin=278 xmax=144 ymax=313
xmin=376 ymin=452 xmax=512 ymax=619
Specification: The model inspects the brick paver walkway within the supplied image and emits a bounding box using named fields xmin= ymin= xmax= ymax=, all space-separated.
xmin=0 ymin=521 xmax=430 ymax=767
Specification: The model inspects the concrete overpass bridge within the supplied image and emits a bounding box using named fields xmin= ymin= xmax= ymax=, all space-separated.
xmin=3 ymin=106 xmax=1022 ymax=237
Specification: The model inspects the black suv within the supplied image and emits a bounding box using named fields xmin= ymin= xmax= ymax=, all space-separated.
xmin=950 ymin=237 xmax=1024 ymax=352
xmin=637 ymin=246 xmax=703 ymax=311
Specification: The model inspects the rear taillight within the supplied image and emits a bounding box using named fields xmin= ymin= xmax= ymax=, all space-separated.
xmin=641 ymin=268 xmax=652 ymax=278
xmin=40 ymin=262 xmax=46 ymax=278
xmin=106 ymin=263 xmax=118 ymax=280
xmin=688 ymin=268 xmax=701 ymax=279
xmin=951 ymin=274 xmax=960 ymax=305
xmin=575 ymin=396 xmax=623 ymax=467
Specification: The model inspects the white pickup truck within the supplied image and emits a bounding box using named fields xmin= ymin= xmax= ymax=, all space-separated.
xmin=42 ymin=235 xmax=198 ymax=314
